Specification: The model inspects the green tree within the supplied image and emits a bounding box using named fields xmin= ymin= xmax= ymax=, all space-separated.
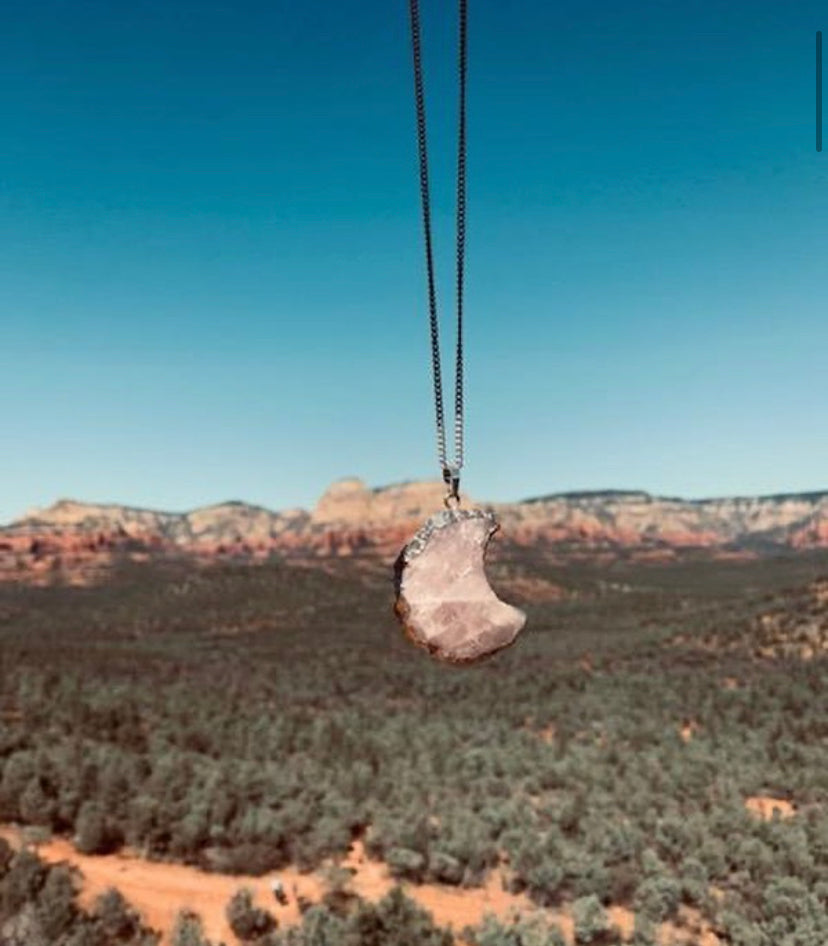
xmin=170 ymin=909 xmax=217 ymax=946
xmin=630 ymin=913 xmax=658 ymax=946
xmin=343 ymin=887 xmax=452 ymax=946
xmin=75 ymin=800 xmax=110 ymax=855
xmin=572 ymin=894 xmax=610 ymax=944
xmin=19 ymin=777 xmax=54 ymax=827
xmin=634 ymin=873 xmax=680 ymax=922
xmin=92 ymin=887 xmax=140 ymax=940
xmin=466 ymin=912 xmax=567 ymax=946
xmin=226 ymin=887 xmax=276 ymax=941
xmin=428 ymin=851 xmax=464 ymax=886
xmin=679 ymin=856 xmax=708 ymax=907
xmin=34 ymin=864 xmax=78 ymax=941
xmin=0 ymin=837 xmax=13 ymax=877
xmin=1 ymin=850 xmax=47 ymax=919
xmin=269 ymin=905 xmax=347 ymax=946
xmin=320 ymin=864 xmax=358 ymax=918
xmin=385 ymin=847 xmax=426 ymax=883
xmin=0 ymin=753 xmax=36 ymax=820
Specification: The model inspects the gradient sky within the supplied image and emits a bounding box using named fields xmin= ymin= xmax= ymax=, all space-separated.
xmin=2 ymin=0 xmax=827 ymax=523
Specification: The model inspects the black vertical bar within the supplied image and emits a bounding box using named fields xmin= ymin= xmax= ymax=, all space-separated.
xmin=818 ymin=31 xmax=823 ymax=152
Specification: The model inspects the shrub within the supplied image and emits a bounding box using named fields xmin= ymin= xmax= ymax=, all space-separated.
xmin=343 ymin=886 xmax=452 ymax=946
xmin=572 ymin=861 xmax=612 ymax=902
xmin=0 ymin=837 xmax=13 ymax=878
xmin=170 ymin=909 xmax=215 ymax=946
xmin=385 ymin=847 xmax=426 ymax=882
xmin=92 ymin=887 xmax=140 ymax=940
xmin=634 ymin=873 xmax=681 ymax=921
xmin=75 ymin=801 xmax=112 ymax=855
xmin=630 ymin=913 xmax=658 ymax=946
xmin=608 ymin=862 xmax=638 ymax=904
xmin=275 ymin=904 xmax=347 ymax=946
xmin=465 ymin=912 xmax=567 ymax=946
xmin=34 ymin=864 xmax=77 ymax=941
xmin=320 ymin=865 xmax=358 ymax=918
xmin=519 ymin=858 xmax=565 ymax=906
xmin=717 ymin=911 xmax=764 ymax=946
xmin=1 ymin=850 xmax=47 ymax=917
xmin=679 ymin=856 xmax=708 ymax=906
xmin=0 ymin=753 xmax=36 ymax=821
xmin=572 ymin=894 xmax=610 ymax=944
xmin=697 ymin=837 xmax=727 ymax=879
xmin=226 ymin=887 xmax=276 ymax=941
xmin=212 ymin=842 xmax=287 ymax=876
xmin=19 ymin=777 xmax=54 ymax=827
xmin=428 ymin=851 xmax=464 ymax=885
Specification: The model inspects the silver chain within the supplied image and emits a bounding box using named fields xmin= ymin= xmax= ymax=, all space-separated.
xmin=408 ymin=0 xmax=467 ymax=505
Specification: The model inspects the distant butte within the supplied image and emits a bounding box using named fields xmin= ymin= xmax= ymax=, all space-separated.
xmin=2 ymin=478 xmax=828 ymax=584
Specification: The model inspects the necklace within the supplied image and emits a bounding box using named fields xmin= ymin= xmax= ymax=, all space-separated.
xmin=393 ymin=0 xmax=526 ymax=663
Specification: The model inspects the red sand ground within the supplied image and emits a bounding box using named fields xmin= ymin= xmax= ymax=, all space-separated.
xmin=0 ymin=825 xmax=721 ymax=945
xmin=744 ymin=796 xmax=796 ymax=820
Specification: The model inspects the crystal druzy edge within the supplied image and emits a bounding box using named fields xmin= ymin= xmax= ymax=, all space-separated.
xmin=392 ymin=508 xmax=497 ymax=597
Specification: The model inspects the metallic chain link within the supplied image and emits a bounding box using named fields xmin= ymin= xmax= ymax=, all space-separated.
xmin=408 ymin=0 xmax=467 ymax=503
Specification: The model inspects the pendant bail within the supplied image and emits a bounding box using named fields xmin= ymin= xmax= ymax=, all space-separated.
xmin=443 ymin=465 xmax=461 ymax=508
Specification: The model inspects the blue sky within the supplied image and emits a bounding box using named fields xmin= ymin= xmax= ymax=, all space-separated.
xmin=2 ymin=0 xmax=827 ymax=522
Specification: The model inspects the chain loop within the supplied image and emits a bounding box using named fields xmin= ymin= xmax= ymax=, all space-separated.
xmin=408 ymin=0 xmax=467 ymax=496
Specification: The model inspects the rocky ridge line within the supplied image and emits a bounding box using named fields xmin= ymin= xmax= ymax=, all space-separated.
xmin=2 ymin=478 xmax=828 ymax=584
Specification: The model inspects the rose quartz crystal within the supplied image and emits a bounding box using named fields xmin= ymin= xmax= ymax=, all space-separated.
xmin=393 ymin=509 xmax=527 ymax=663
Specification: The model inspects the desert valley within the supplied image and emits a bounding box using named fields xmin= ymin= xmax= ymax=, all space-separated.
xmin=0 ymin=480 xmax=826 ymax=945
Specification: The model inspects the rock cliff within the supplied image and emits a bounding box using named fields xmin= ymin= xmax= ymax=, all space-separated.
xmin=2 ymin=479 xmax=828 ymax=584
